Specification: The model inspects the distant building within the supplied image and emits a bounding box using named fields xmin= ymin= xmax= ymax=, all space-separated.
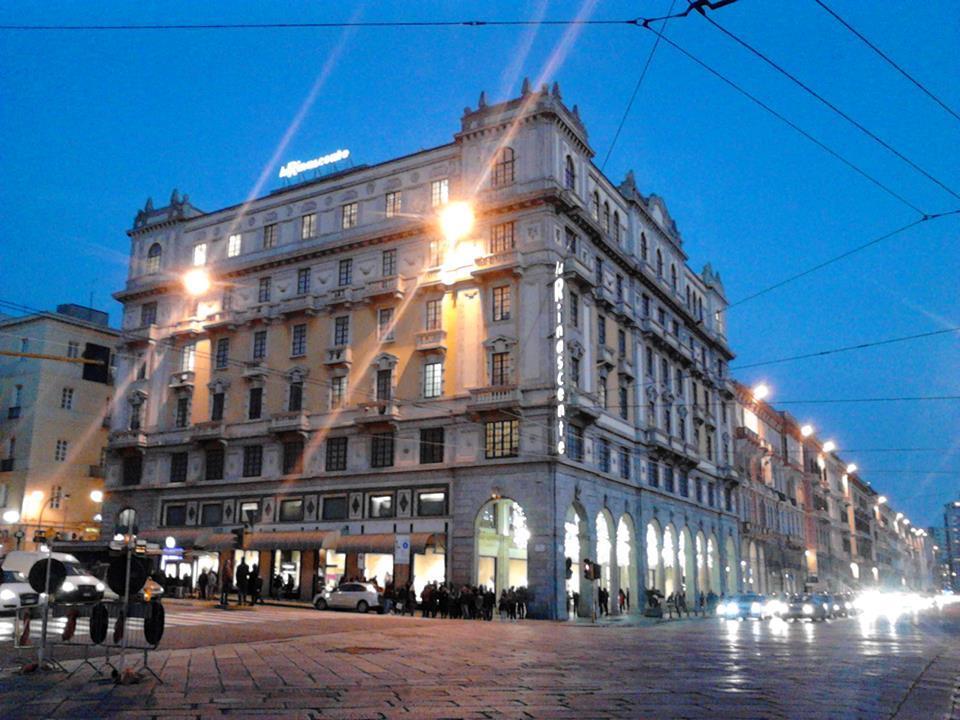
xmin=0 ymin=304 xmax=117 ymax=551
xmin=945 ymin=501 xmax=960 ymax=591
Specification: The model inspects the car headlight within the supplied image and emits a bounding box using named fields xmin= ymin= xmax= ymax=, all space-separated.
xmin=833 ymin=604 xmax=840 ymax=611
xmin=96 ymin=582 xmax=105 ymax=592
xmin=802 ymin=603 xmax=814 ymax=615
xmin=725 ymin=602 xmax=737 ymax=613
xmin=750 ymin=602 xmax=761 ymax=614
xmin=0 ymin=589 xmax=15 ymax=601
xmin=61 ymin=581 xmax=76 ymax=593
xmin=844 ymin=602 xmax=852 ymax=610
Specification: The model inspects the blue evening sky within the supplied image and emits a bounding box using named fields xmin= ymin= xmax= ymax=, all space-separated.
xmin=1 ymin=1 xmax=957 ymax=526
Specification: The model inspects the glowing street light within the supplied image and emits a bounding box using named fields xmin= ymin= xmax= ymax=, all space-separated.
xmin=822 ymin=440 xmax=836 ymax=453
xmin=2 ymin=509 xmax=19 ymax=524
xmin=438 ymin=201 xmax=475 ymax=242
xmin=93 ymin=513 xmax=102 ymax=523
xmin=800 ymin=424 xmax=814 ymax=438
xmin=877 ymin=496 xmax=887 ymax=505
xmin=846 ymin=463 xmax=858 ymax=474
xmin=183 ymin=268 xmax=211 ymax=296
xmin=90 ymin=490 xmax=104 ymax=503
xmin=751 ymin=383 xmax=770 ymax=402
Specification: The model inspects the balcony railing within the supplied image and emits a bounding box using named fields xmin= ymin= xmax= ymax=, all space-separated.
xmin=109 ymin=430 xmax=147 ymax=449
xmin=361 ymin=276 xmax=403 ymax=301
xmin=191 ymin=420 xmax=224 ymax=442
xmin=169 ymin=370 xmax=196 ymax=388
xmin=597 ymin=345 xmax=615 ymax=367
xmin=415 ymin=329 xmax=447 ymax=352
xmin=466 ymin=385 xmax=521 ymax=411
xmin=242 ymin=361 xmax=268 ymax=379
xmin=324 ymin=347 xmax=353 ymax=366
xmin=324 ymin=287 xmax=357 ymax=307
xmin=278 ymin=294 xmax=321 ymax=317
xmin=270 ymin=411 xmax=310 ymax=434
xmin=355 ymin=400 xmax=401 ymax=424
xmin=473 ymin=248 xmax=521 ymax=276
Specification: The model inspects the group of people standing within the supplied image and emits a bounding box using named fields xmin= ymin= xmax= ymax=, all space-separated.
xmin=380 ymin=582 xmax=532 ymax=620
xmin=214 ymin=558 xmax=264 ymax=606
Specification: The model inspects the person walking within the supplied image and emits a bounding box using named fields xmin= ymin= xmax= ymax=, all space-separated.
xmin=198 ymin=569 xmax=209 ymax=601
xmin=219 ymin=559 xmax=233 ymax=606
xmin=248 ymin=563 xmax=260 ymax=606
xmin=236 ymin=558 xmax=250 ymax=606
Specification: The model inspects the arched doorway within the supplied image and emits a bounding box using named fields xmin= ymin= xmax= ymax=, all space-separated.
xmin=645 ymin=521 xmax=663 ymax=592
xmin=475 ymin=498 xmax=529 ymax=596
xmin=564 ymin=503 xmax=589 ymax=617
xmin=616 ymin=515 xmax=637 ymax=612
xmin=595 ymin=511 xmax=614 ymax=592
xmin=708 ymin=535 xmax=721 ymax=592
xmin=679 ymin=527 xmax=695 ymax=596
xmin=696 ymin=531 xmax=707 ymax=595
xmin=663 ymin=525 xmax=677 ymax=596
xmin=725 ymin=535 xmax=737 ymax=594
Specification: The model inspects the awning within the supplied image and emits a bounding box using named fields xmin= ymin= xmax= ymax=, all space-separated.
xmin=137 ymin=528 xmax=205 ymax=547
xmin=243 ymin=530 xmax=328 ymax=551
xmin=322 ymin=531 xmax=444 ymax=555
xmin=195 ymin=532 xmax=236 ymax=551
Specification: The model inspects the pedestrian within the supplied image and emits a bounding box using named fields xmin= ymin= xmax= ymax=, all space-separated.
xmin=618 ymin=588 xmax=626 ymax=613
xmin=198 ymin=569 xmax=209 ymax=601
xmin=283 ymin=574 xmax=295 ymax=598
xmin=236 ymin=558 xmax=250 ymax=606
xmin=406 ymin=583 xmax=417 ymax=616
xmin=272 ymin=574 xmax=283 ymax=599
xmin=219 ymin=559 xmax=233 ymax=606
xmin=483 ymin=586 xmax=495 ymax=621
xmin=248 ymin=563 xmax=260 ymax=605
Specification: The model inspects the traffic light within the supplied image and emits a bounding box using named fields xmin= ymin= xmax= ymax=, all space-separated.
xmin=565 ymin=557 xmax=573 ymax=580
xmin=583 ymin=558 xmax=600 ymax=581
xmin=231 ymin=526 xmax=245 ymax=550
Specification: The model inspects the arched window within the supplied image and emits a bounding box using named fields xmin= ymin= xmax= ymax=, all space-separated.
xmin=613 ymin=212 xmax=620 ymax=244
xmin=603 ymin=202 xmax=611 ymax=233
xmin=591 ymin=191 xmax=600 ymax=221
xmin=671 ymin=264 xmax=678 ymax=290
xmin=146 ymin=243 xmax=162 ymax=274
xmin=564 ymin=155 xmax=576 ymax=190
xmin=640 ymin=233 xmax=648 ymax=261
xmin=656 ymin=249 xmax=663 ymax=278
xmin=492 ymin=147 xmax=515 ymax=187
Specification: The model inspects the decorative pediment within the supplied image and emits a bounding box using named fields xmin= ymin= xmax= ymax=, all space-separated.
xmin=286 ymin=365 xmax=310 ymax=383
xmin=371 ymin=352 xmax=399 ymax=371
xmin=208 ymin=378 xmax=231 ymax=394
xmin=128 ymin=388 xmax=148 ymax=405
xmin=568 ymin=340 xmax=585 ymax=359
xmin=482 ymin=335 xmax=517 ymax=353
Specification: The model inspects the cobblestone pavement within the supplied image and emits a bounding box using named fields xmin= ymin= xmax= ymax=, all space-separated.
xmin=0 ymin=608 xmax=957 ymax=719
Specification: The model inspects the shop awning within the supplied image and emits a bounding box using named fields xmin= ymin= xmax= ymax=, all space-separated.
xmin=195 ymin=532 xmax=236 ymax=551
xmin=243 ymin=530 xmax=328 ymax=551
xmin=322 ymin=531 xmax=444 ymax=555
xmin=137 ymin=528 xmax=205 ymax=547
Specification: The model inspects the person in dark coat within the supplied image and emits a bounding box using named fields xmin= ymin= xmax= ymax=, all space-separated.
xmin=236 ymin=559 xmax=250 ymax=606
xmin=198 ymin=569 xmax=209 ymax=600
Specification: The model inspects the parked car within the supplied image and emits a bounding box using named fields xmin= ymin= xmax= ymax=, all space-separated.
xmin=720 ymin=593 xmax=769 ymax=620
xmin=2 ymin=551 xmax=104 ymax=604
xmin=312 ymin=582 xmax=382 ymax=613
xmin=0 ymin=569 xmax=40 ymax=615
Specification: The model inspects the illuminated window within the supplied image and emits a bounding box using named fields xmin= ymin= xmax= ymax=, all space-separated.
xmin=180 ymin=343 xmax=196 ymax=372
xmin=301 ymin=213 xmax=317 ymax=240
xmin=385 ymin=191 xmax=402 ymax=218
xmin=423 ymin=361 xmax=442 ymax=398
xmin=227 ymin=233 xmax=242 ymax=258
xmin=377 ymin=308 xmax=395 ymax=341
xmin=425 ymin=299 xmax=441 ymax=330
xmin=146 ymin=243 xmax=162 ymax=273
xmin=417 ymin=490 xmax=446 ymax=515
xmin=193 ymin=243 xmax=207 ymax=266
xmin=485 ymin=420 xmax=519 ymax=458
xmin=341 ymin=202 xmax=358 ymax=230
xmin=492 ymin=286 xmax=511 ymax=321
xmin=490 ymin=222 xmax=515 ymax=253
xmin=492 ymin=147 xmax=515 ymax=187
xmin=430 ymin=178 xmax=449 ymax=207
xmin=279 ymin=497 xmax=303 ymax=521
xmin=368 ymin=493 xmax=395 ymax=517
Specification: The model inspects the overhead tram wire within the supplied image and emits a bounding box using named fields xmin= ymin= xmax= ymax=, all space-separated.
xmin=694 ymin=10 xmax=960 ymax=204
xmin=812 ymin=0 xmax=960 ymax=125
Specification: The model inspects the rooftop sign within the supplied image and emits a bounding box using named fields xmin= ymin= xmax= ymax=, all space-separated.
xmin=278 ymin=149 xmax=351 ymax=179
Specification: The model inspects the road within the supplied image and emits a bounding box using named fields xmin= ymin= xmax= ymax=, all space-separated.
xmin=0 ymin=601 xmax=957 ymax=719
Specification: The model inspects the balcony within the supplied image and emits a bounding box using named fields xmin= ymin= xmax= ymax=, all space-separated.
xmin=617 ymin=357 xmax=635 ymax=379
xmin=361 ymin=276 xmax=404 ymax=302
xmin=7 ymin=406 xmax=21 ymax=420
xmin=270 ymin=410 xmax=311 ymax=434
xmin=122 ymin=323 xmax=163 ymax=347
xmin=639 ymin=317 xmax=666 ymax=341
xmin=170 ymin=318 xmax=204 ymax=338
xmin=279 ymin=294 xmax=321 ymax=317
xmin=191 ymin=420 xmax=224 ymax=442
xmin=169 ymin=370 xmax=196 ymax=389
xmin=323 ymin=286 xmax=357 ymax=308
xmin=597 ymin=345 xmax=615 ymax=367
xmin=466 ymin=385 xmax=522 ymax=413
xmin=355 ymin=400 xmax=401 ymax=426
xmin=566 ymin=389 xmax=601 ymax=422
xmin=324 ymin=347 xmax=353 ymax=367
xmin=592 ymin=285 xmax=613 ymax=309
xmin=472 ymin=249 xmax=521 ymax=277
xmin=563 ymin=249 xmax=594 ymax=288
xmin=202 ymin=310 xmax=240 ymax=331
xmin=88 ymin=464 xmax=104 ymax=478
xmin=242 ymin=360 xmax=268 ymax=380
xmin=613 ymin=298 xmax=634 ymax=322
xmin=242 ymin=303 xmax=280 ymax=325
xmin=0 ymin=458 xmax=13 ymax=472
xmin=109 ymin=430 xmax=147 ymax=449
xmin=415 ymin=329 xmax=447 ymax=353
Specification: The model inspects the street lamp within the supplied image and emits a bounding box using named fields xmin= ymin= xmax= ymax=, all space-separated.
xmin=822 ymin=440 xmax=837 ymax=453
xmin=800 ymin=424 xmax=814 ymax=438
xmin=751 ymin=383 xmax=770 ymax=402
xmin=877 ymin=496 xmax=887 ymax=505
xmin=90 ymin=490 xmax=103 ymax=503
xmin=183 ymin=268 xmax=211 ymax=296
xmin=438 ymin=201 xmax=475 ymax=242
xmin=846 ymin=463 xmax=857 ymax=474
xmin=2 ymin=509 xmax=19 ymax=524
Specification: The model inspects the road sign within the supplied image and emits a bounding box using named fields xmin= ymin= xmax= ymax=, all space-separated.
xmin=394 ymin=534 xmax=411 ymax=565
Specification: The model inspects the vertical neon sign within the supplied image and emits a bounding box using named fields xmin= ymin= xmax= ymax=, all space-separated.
xmin=554 ymin=260 xmax=566 ymax=455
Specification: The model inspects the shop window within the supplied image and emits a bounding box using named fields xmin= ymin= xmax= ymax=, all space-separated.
xmin=368 ymin=494 xmax=394 ymax=518
xmin=200 ymin=503 xmax=222 ymax=526
xmin=164 ymin=504 xmax=187 ymax=526
xmin=279 ymin=498 xmax=304 ymax=522
xmin=417 ymin=491 xmax=446 ymax=516
xmin=322 ymin=496 xmax=347 ymax=521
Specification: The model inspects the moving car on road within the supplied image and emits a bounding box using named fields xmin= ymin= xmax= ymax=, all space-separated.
xmin=783 ymin=593 xmax=831 ymax=621
xmin=720 ymin=593 xmax=769 ymax=620
xmin=0 ymin=569 xmax=40 ymax=615
xmin=312 ymin=582 xmax=382 ymax=613
xmin=2 ymin=551 xmax=105 ymax=604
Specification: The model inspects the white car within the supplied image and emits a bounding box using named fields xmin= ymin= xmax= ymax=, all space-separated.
xmin=312 ymin=582 xmax=381 ymax=613
xmin=2 ymin=551 xmax=105 ymax=604
xmin=0 ymin=569 xmax=40 ymax=615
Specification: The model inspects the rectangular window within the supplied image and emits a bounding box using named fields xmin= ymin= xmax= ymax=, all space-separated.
xmin=423 ymin=361 xmax=442 ymax=398
xmin=616 ymin=275 xmax=624 ymax=301
xmin=54 ymin=439 xmax=69 ymax=462
xmin=215 ymin=338 xmax=229 ymax=369
xmin=490 ymin=222 xmax=515 ymax=253
xmin=279 ymin=498 xmax=304 ymax=522
xmin=645 ymin=348 xmax=654 ymax=377
xmin=642 ymin=294 xmax=651 ymax=317
xmin=371 ymin=432 xmax=395 ymax=468
xmin=341 ymin=202 xmax=358 ymax=229
xmin=376 ymin=368 xmax=392 ymax=401
xmin=330 ymin=376 xmax=346 ymax=408
xmin=417 ymin=491 xmax=446 ymax=516
xmin=648 ymin=460 xmax=659 ymax=488
xmin=597 ymin=314 xmax=607 ymax=347
xmin=419 ymin=427 xmax=444 ymax=464
xmin=252 ymin=330 xmax=267 ymax=360
xmin=619 ymin=447 xmax=630 ymax=480
xmin=129 ymin=403 xmax=142 ymax=430
xmin=598 ymin=438 xmax=610 ymax=473
xmin=492 ymin=286 xmax=511 ymax=321
xmin=200 ymin=503 xmax=222 ymax=526
xmin=193 ymin=243 xmax=207 ymax=266
xmin=619 ymin=385 xmax=628 ymax=420
xmin=297 ymin=268 xmax=311 ymax=295
xmin=140 ymin=302 xmax=157 ymax=326
xmin=571 ymin=356 xmax=581 ymax=387
xmin=485 ymin=420 xmax=519 ymax=458
xmin=333 ymin=316 xmax=349 ymax=345
xmin=595 ymin=257 xmax=603 ymax=286
xmin=695 ymin=479 xmax=703 ymax=503
xmin=708 ymin=483 xmax=716 ymax=508
xmin=282 ymin=440 xmax=304 ymax=475
xmin=60 ymin=387 xmax=74 ymax=410
xmin=377 ymin=308 xmax=395 ymax=341
xmin=165 ymin=504 xmax=187 ymax=526
xmin=258 ymin=277 xmax=272 ymax=303
xmin=565 ymin=227 xmax=577 ymax=253
xmin=291 ymin=324 xmax=307 ymax=357
xmin=618 ymin=329 xmax=626 ymax=356
xmin=430 ymin=178 xmax=449 ymax=207
xmin=567 ymin=424 xmax=584 ymax=461
xmin=211 ymin=392 xmax=225 ymax=421
xmin=169 ymin=452 xmax=188 ymax=483
xmin=569 ymin=292 xmax=579 ymax=328
xmin=67 ymin=341 xmax=80 ymax=359
xmin=338 ymin=259 xmax=353 ymax=286
xmin=491 ymin=351 xmax=510 ymax=386
xmin=385 ymin=191 xmax=402 ymax=218
xmin=325 ymin=437 xmax=348 ymax=471
xmin=679 ymin=470 xmax=689 ymax=497
xmin=263 ymin=223 xmax=278 ymax=249
xmin=227 ymin=233 xmax=242 ymax=258
xmin=175 ymin=396 xmax=190 ymax=428
xmin=368 ymin=494 xmax=394 ymax=518
xmin=301 ymin=213 xmax=317 ymax=240
xmin=664 ymin=466 xmax=675 ymax=493
xmin=122 ymin=454 xmax=142 ymax=486
xmin=288 ymin=381 xmax=303 ymax=412
xmin=180 ymin=343 xmax=196 ymax=372
xmin=382 ymin=249 xmax=396 ymax=276
xmin=248 ymin=387 xmax=263 ymax=420
xmin=243 ymin=445 xmax=263 ymax=477
xmin=205 ymin=448 xmax=224 ymax=481
xmin=322 ymin=496 xmax=347 ymax=520
xmin=425 ymin=300 xmax=441 ymax=330
xmin=239 ymin=501 xmax=259 ymax=525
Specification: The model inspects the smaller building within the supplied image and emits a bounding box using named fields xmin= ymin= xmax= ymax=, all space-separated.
xmin=945 ymin=501 xmax=960 ymax=591
xmin=0 ymin=304 xmax=117 ymax=552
